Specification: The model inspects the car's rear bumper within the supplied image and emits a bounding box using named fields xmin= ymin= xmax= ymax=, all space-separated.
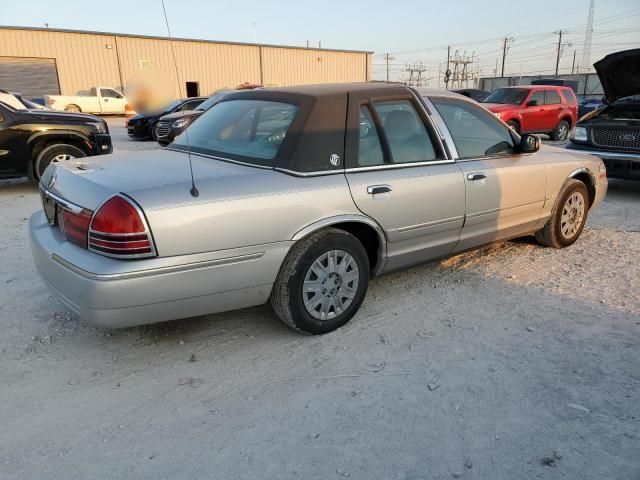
xmin=29 ymin=211 xmax=291 ymax=328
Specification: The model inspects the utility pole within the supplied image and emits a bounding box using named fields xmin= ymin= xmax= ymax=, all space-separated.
xmin=384 ymin=53 xmax=394 ymax=82
xmin=581 ymin=0 xmax=595 ymax=72
xmin=571 ymin=50 xmax=577 ymax=75
xmin=501 ymin=36 xmax=514 ymax=77
xmin=555 ymin=30 xmax=563 ymax=75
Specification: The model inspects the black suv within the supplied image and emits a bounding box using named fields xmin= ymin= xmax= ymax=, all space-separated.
xmin=0 ymin=99 xmax=112 ymax=180
xmin=567 ymin=49 xmax=640 ymax=180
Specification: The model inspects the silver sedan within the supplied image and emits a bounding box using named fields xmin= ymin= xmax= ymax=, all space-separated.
xmin=30 ymin=83 xmax=607 ymax=334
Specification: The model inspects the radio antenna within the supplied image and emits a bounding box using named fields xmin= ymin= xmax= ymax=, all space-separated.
xmin=161 ymin=0 xmax=199 ymax=197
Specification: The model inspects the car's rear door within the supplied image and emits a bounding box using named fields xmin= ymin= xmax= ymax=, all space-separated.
xmin=543 ymin=89 xmax=564 ymax=130
xmin=522 ymin=90 xmax=546 ymax=132
xmin=345 ymin=91 xmax=465 ymax=272
xmin=430 ymin=96 xmax=546 ymax=252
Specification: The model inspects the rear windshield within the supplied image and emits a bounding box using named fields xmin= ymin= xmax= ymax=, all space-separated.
xmin=171 ymin=99 xmax=298 ymax=166
xmin=482 ymin=88 xmax=529 ymax=105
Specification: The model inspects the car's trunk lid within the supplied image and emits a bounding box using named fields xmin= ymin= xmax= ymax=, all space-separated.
xmin=594 ymin=48 xmax=640 ymax=103
xmin=40 ymin=149 xmax=269 ymax=211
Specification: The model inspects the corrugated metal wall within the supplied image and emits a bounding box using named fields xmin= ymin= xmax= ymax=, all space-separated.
xmin=0 ymin=27 xmax=372 ymax=97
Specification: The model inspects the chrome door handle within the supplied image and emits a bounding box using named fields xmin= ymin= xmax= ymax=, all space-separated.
xmin=467 ymin=173 xmax=486 ymax=181
xmin=367 ymin=184 xmax=392 ymax=195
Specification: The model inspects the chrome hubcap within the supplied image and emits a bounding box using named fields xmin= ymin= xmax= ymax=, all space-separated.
xmin=303 ymin=250 xmax=359 ymax=321
xmin=52 ymin=154 xmax=76 ymax=162
xmin=560 ymin=191 xmax=585 ymax=239
xmin=558 ymin=124 xmax=568 ymax=139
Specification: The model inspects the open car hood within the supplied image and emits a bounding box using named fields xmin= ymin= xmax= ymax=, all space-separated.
xmin=594 ymin=49 xmax=640 ymax=103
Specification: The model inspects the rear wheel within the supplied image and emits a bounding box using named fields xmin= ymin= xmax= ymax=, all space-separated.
xmin=551 ymin=119 xmax=570 ymax=141
xmin=271 ymin=228 xmax=370 ymax=334
xmin=35 ymin=144 xmax=86 ymax=179
xmin=535 ymin=179 xmax=588 ymax=248
xmin=64 ymin=104 xmax=81 ymax=113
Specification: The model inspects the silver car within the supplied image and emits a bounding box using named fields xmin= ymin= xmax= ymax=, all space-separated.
xmin=30 ymin=83 xmax=608 ymax=334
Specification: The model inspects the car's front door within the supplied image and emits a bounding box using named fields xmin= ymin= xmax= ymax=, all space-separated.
xmin=345 ymin=94 xmax=465 ymax=272
xmin=430 ymin=97 xmax=546 ymax=252
xmin=521 ymin=90 xmax=547 ymax=132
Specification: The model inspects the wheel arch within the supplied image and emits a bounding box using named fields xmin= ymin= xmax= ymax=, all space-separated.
xmin=28 ymin=131 xmax=92 ymax=162
xmin=568 ymin=167 xmax=596 ymax=208
xmin=291 ymin=215 xmax=387 ymax=275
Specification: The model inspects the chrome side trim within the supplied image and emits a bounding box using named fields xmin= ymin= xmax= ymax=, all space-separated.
xmin=39 ymin=185 xmax=84 ymax=214
xmin=274 ymin=167 xmax=345 ymax=177
xmin=291 ymin=214 xmax=388 ymax=275
xmin=568 ymin=166 xmax=596 ymax=185
xmin=51 ymin=252 xmax=265 ymax=281
xmin=465 ymin=199 xmax=543 ymax=219
xmin=344 ymin=159 xmax=455 ymax=173
xmin=163 ymin=147 xmax=273 ymax=170
xmin=395 ymin=215 xmax=464 ymax=233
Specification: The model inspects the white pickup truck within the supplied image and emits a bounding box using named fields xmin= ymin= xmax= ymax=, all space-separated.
xmin=43 ymin=87 xmax=128 ymax=114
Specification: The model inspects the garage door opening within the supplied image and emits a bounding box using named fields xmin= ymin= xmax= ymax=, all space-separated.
xmin=186 ymin=82 xmax=199 ymax=97
xmin=0 ymin=57 xmax=61 ymax=97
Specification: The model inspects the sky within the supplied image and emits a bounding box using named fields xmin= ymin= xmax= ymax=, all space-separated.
xmin=1 ymin=0 xmax=639 ymax=84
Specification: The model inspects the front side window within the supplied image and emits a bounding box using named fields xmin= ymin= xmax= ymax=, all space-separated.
xmin=373 ymin=100 xmax=437 ymax=164
xmin=545 ymin=90 xmax=562 ymax=105
xmin=482 ymin=88 xmax=529 ymax=105
xmin=182 ymin=99 xmax=203 ymax=111
xmin=171 ymin=99 xmax=298 ymax=165
xmin=357 ymin=106 xmax=384 ymax=166
xmin=431 ymin=98 xmax=514 ymax=158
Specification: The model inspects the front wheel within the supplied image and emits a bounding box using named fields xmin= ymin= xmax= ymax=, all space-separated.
xmin=35 ymin=144 xmax=86 ymax=179
xmin=507 ymin=120 xmax=520 ymax=134
xmin=271 ymin=228 xmax=370 ymax=334
xmin=535 ymin=179 xmax=588 ymax=248
xmin=151 ymin=122 xmax=160 ymax=141
xmin=551 ymin=119 xmax=570 ymax=141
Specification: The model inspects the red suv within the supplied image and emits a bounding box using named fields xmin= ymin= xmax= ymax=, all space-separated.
xmin=481 ymin=86 xmax=578 ymax=140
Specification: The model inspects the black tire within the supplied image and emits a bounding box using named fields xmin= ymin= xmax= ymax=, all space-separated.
xmin=271 ymin=227 xmax=370 ymax=335
xmin=551 ymin=119 xmax=570 ymax=141
xmin=64 ymin=104 xmax=81 ymax=113
xmin=507 ymin=120 xmax=520 ymax=134
xmin=151 ymin=122 xmax=159 ymax=141
xmin=535 ymin=179 xmax=589 ymax=248
xmin=35 ymin=144 xmax=86 ymax=179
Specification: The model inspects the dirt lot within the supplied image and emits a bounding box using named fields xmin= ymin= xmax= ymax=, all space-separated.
xmin=1 ymin=118 xmax=639 ymax=480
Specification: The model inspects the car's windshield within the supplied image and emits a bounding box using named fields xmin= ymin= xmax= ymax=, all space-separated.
xmin=196 ymin=94 xmax=226 ymax=111
xmin=482 ymin=88 xmax=529 ymax=105
xmin=171 ymin=99 xmax=298 ymax=166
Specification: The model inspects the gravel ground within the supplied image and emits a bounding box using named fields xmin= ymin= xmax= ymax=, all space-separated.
xmin=1 ymin=118 xmax=638 ymax=480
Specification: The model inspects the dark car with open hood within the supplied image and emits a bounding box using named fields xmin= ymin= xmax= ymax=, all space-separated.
xmin=0 ymin=96 xmax=111 ymax=180
xmin=567 ymin=49 xmax=640 ymax=180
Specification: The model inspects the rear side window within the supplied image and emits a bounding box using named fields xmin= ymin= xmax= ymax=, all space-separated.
xmin=171 ymin=99 xmax=298 ymax=165
xmin=373 ymin=100 xmax=438 ymax=164
xmin=561 ymin=90 xmax=576 ymax=104
xmin=431 ymin=98 xmax=514 ymax=158
xmin=545 ymin=90 xmax=562 ymax=105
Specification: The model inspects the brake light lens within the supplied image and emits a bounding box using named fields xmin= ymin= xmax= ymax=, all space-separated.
xmin=59 ymin=208 xmax=92 ymax=248
xmin=88 ymin=195 xmax=156 ymax=259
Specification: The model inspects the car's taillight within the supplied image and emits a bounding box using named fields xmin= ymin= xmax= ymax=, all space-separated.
xmin=59 ymin=208 xmax=92 ymax=248
xmin=88 ymin=195 xmax=156 ymax=259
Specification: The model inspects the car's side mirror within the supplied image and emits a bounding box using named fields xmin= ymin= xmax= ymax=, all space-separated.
xmin=526 ymin=100 xmax=538 ymax=107
xmin=518 ymin=134 xmax=540 ymax=153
